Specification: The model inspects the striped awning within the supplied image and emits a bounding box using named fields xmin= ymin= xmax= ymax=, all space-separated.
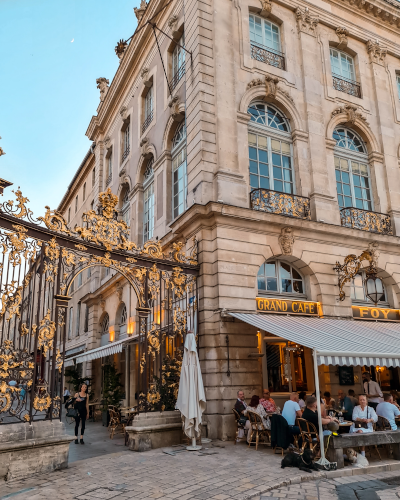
xmin=64 ymin=335 xmax=137 ymax=366
xmin=229 ymin=313 xmax=400 ymax=367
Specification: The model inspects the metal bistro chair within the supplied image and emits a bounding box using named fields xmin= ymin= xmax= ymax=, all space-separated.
xmin=232 ymin=408 xmax=247 ymax=444
xmin=376 ymin=416 xmax=392 ymax=458
xmin=297 ymin=417 xmax=320 ymax=455
xmin=247 ymin=410 xmax=270 ymax=450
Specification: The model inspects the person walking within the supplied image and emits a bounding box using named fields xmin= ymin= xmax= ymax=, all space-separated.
xmin=74 ymin=383 xmax=89 ymax=444
xmin=63 ymin=387 xmax=71 ymax=404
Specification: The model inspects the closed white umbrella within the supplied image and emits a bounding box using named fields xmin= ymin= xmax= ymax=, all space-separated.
xmin=176 ymin=331 xmax=206 ymax=450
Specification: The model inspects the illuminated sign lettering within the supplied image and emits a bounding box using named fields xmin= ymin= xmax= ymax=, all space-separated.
xmin=352 ymin=306 xmax=400 ymax=322
xmin=256 ymin=297 xmax=320 ymax=316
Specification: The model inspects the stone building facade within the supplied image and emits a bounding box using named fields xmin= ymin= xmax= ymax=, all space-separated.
xmin=59 ymin=0 xmax=400 ymax=439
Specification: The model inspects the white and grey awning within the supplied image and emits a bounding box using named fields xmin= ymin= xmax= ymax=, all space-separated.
xmin=64 ymin=335 xmax=137 ymax=367
xmin=229 ymin=313 xmax=400 ymax=368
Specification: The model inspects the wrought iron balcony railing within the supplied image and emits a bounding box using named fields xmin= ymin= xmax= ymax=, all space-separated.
xmin=340 ymin=207 xmax=393 ymax=235
xmin=250 ymin=43 xmax=285 ymax=70
xmin=106 ymin=173 xmax=112 ymax=187
xmin=170 ymin=63 xmax=185 ymax=92
xmin=251 ymin=188 xmax=311 ymax=220
xmin=121 ymin=146 xmax=130 ymax=163
xmin=332 ymin=73 xmax=361 ymax=98
xmin=142 ymin=110 xmax=153 ymax=134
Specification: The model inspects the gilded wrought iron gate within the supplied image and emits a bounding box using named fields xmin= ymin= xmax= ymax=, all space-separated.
xmin=0 ymin=181 xmax=198 ymax=423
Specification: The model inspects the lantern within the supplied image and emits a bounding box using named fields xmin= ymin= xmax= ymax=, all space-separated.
xmin=364 ymin=268 xmax=384 ymax=305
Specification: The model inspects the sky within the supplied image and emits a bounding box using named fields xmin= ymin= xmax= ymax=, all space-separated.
xmin=0 ymin=0 xmax=139 ymax=216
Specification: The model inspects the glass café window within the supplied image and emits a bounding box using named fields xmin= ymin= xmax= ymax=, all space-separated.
xmin=334 ymin=127 xmax=372 ymax=210
xmin=248 ymin=103 xmax=293 ymax=194
xmin=350 ymin=271 xmax=387 ymax=304
xmin=257 ymin=260 xmax=304 ymax=294
xmin=249 ymin=14 xmax=281 ymax=53
xmin=267 ymin=344 xmax=308 ymax=392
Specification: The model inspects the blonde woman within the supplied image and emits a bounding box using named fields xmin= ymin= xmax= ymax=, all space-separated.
xmin=349 ymin=394 xmax=377 ymax=457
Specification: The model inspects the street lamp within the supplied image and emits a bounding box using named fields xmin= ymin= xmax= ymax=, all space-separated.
xmin=364 ymin=267 xmax=384 ymax=305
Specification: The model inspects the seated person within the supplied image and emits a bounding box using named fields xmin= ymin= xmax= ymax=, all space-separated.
xmin=337 ymin=389 xmax=355 ymax=420
xmin=376 ymin=394 xmax=400 ymax=430
xmin=282 ymin=392 xmax=302 ymax=439
xmin=260 ymin=389 xmax=276 ymax=413
xmin=245 ymin=395 xmax=271 ymax=443
xmin=390 ymin=391 xmax=400 ymax=409
xmin=324 ymin=391 xmax=335 ymax=408
xmin=298 ymin=391 xmax=307 ymax=410
xmin=234 ymin=390 xmax=251 ymax=439
xmin=303 ymin=396 xmax=338 ymax=436
xmin=348 ymin=389 xmax=359 ymax=408
xmin=350 ymin=395 xmax=378 ymax=457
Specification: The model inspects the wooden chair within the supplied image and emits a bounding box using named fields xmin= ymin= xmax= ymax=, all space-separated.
xmin=297 ymin=417 xmax=320 ymax=454
xmin=247 ymin=410 xmax=270 ymax=450
xmin=377 ymin=415 xmax=392 ymax=431
xmin=108 ymin=408 xmax=125 ymax=439
xmin=232 ymin=408 xmax=247 ymax=444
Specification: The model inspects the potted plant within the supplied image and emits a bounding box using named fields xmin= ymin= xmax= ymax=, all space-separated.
xmin=101 ymin=363 xmax=125 ymax=426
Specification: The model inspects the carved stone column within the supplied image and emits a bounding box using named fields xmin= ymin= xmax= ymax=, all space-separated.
xmin=296 ymin=7 xmax=340 ymax=225
xmin=366 ymin=40 xmax=400 ymax=235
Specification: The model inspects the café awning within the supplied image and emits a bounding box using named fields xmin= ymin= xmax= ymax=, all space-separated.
xmin=229 ymin=313 xmax=400 ymax=367
xmin=64 ymin=335 xmax=137 ymax=367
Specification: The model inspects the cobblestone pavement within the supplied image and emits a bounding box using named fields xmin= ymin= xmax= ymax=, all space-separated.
xmin=2 ymin=439 xmax=400 ymax=500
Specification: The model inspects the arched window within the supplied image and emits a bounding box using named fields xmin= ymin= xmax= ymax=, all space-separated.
xmin=143 ymin=157 xmax=154 ymax=242
xmin=120 ymin=304 xmax=127 ymax=325
xmin=248 ymin=103 xmax=293 ymax=194
xmin=350 ymin=271 xmax=387 ymax=305
xmin=121 ymin=187 xmax=130 ymax=226
xmin=333 ymin=127 xmax=372 ymax=210
xmin=257 ymin=260 xmax=304 ymax=295
xmin=172 ymin=122 xmax=187 ymax=219
xmin=101 ymin=313 xmax=109 ymax=335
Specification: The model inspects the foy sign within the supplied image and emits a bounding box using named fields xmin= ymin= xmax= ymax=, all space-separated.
xmin=352 ymin=306 xmax=400 ymax=321
xmin=256 ymin=297 xmax=320 ymax=316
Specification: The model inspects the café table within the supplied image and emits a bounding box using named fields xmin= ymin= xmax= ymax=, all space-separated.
xmin=338 ymin=420 xmax=352 ymax=434
xmin=88 ymin=402 xmax=101 ymax=422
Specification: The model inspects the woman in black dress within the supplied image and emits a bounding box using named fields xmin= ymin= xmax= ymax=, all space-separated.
xmin=74 ymin=383 xmax=89 ymax=444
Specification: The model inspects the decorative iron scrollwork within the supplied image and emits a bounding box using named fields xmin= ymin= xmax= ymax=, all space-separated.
xmin=340 ymin=207 xmax=393 ymax=235
xmin=332 ymin=75 xmax=361 ymax=98
xmin=250 ymin=43 xmax=285 ymax=70
xmin=251 ymin=188 xmax=311 ymax=220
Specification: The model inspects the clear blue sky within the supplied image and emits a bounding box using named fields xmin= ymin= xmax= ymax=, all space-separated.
xmin=0 ymin=0 xmax=139 ymax=215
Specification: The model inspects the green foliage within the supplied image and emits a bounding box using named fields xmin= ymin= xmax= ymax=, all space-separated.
xmin=65 ymin=366 xmax=93 ymax=395
xmin=150 ymin=351 xmax=182 ymax=411
xmin=101 ymin=363 xmax=125 ymax=410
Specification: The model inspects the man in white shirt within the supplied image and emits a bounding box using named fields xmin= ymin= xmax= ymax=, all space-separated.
xmin=63 ymin=387 xmax=71 ymax=404
xmin=363 ymin=372 xmax=383 ymax=410
xmin=376 ymin=394 xmax=400 ymax=430
xmin=282 ymin=392 xmax=302 ymax=440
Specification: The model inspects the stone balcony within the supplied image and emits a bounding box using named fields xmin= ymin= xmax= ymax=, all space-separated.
xmin=340 ymin=207 xmax=393 ymax=235
xmin=250 ymin=188 xmax=311 ymax=220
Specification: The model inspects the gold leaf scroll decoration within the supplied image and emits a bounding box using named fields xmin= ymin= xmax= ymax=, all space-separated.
xmin=56 ymin=349 xmax=63 ymax=373
xmin=5 ymin=224 xmax=29 ymax=267
xmin=37 ymin=309 xmax=56 ymax=357
xmin=44 ymin=237 xmax=60 ymax=261
xmin=141 ymin=240 xmax=164 ymax=259
xmin=38 ymin=207 xmax=71 ymax=235
xmin=140 ymin=353 xmax=146 ymax=374
xmin=75 ymin=244 xmax=87 ymax=251
xmin=33 ymin=392 xmax=52 ymax=411
xmin=147 ymin=322 xmax=160 ymax=357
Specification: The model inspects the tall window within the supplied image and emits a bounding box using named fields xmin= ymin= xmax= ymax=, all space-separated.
xmin=75 ymin=195 xmax=78 ymax=213
xmin=143 ymin=86 xmax=153 ymax=133
xmin=106 ymin=151 xmax=112 ymax=186
xmin=68 ymin=208 xmax=71 ymax=223
xmin=351 ymin=271 xmax=387 ymax=304
xmin=397 ymin=74 xmax=400 ymax=100
xmin=330 ymin=48 xmax=355 ymax=82
xmin=76 ymin=303 xmax=81 ymax=336
xmin=77 ymin=272 xmax=82 ymax=288
xmin=68 ymin=308 xmax=73 ymax=340
xmin=121 ymin=188 xmax=130 ymax=227
xmin=143 ymin=158 xmax=154 ymax=242
xmin=92 ymin=168 xmax=95 ymax=187
xmin=171 ymin=34 xmax=185 ymax=90
xmin=257 ymin=260 xmax=304 ymax=295
xmin=84 ymin=305 xmax=89 ymax=332
xmin=120 ymin=304 xmax=127 ymax=325
xmin=83 ymin=182 xmax=86 ymax=201
xmin=248 ymin=103 xmax=293 ymax=194
xmin=333 ymin=127 xmax=372 ymax=210
xmin=122 ymin=123 xmax=130 ymax=162
xmin=172 ymin=122 xmax=187 ymax=219
xmin=249 ymin=14 xmax=280 ymax=53
xmin=101 ymin=313 xmax=109 ymax=335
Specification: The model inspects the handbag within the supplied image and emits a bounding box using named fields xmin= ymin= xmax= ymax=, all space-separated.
xmin=355 ymin=407 xmax=369 ymax=429
xmin=66 ymin=407 xmax=78 ymax=419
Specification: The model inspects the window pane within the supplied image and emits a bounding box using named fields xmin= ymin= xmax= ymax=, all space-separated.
xmin=343 ymin=183 xmax=351 ymax=196
xmin=249 ymin=147 xmax=257 ymax=160
xmin=281 ymin=142 xmax=290 ymax=155
xmin=293 ymin=281 xmax=303 ymax=293
xmin=258 ymin=278 xmax=266 ymax=290
xmin=274 ymin=180 xmax=283 ymax=192
xmin=257 ymin=263 xmax=265 ymax=276
xmin=281 ymin=279 xmax=292 ymax=293
xmin=272 ymin=153 xmax=281 ymax=166
xmin=280 ymin=262 xmax=291 ymax=279
xmin=259 ymin=149 xmax=268 ymax=163
xmin=265 ymin=261 xmax=276 ymax=276
xmin=271 ymin=139 xmax=281 ymax=152
xmin=259 ymin=163 xmax=269 ymax=176
xmin=250 ymin=175 xmax=259 ymax=188
xmin=260 ymin=177 xmax=269 ymax=189
xmin=250 ymin=161 xmax=258 ymax=174
xmin=267 ymin=278 xmax=278 ymax=291
xmin=248 ymin=133 xmax=257 ymax=145
xmin=273 ymin=166 xmax=282 ymax=179
xmin=292 ymin=269 xmax=301 ymax=280
xmin=258 ymin=136 xmax=268 ymax=149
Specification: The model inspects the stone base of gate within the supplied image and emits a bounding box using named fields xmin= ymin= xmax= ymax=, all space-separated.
xmin=125 ymin=411 xmax=184 ymax=452
xmin=0 ymin=420 xmax=75 ymax=481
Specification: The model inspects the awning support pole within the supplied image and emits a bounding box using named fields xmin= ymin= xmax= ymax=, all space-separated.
xmin=313 ymin=348 xmax=329 ymax=466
